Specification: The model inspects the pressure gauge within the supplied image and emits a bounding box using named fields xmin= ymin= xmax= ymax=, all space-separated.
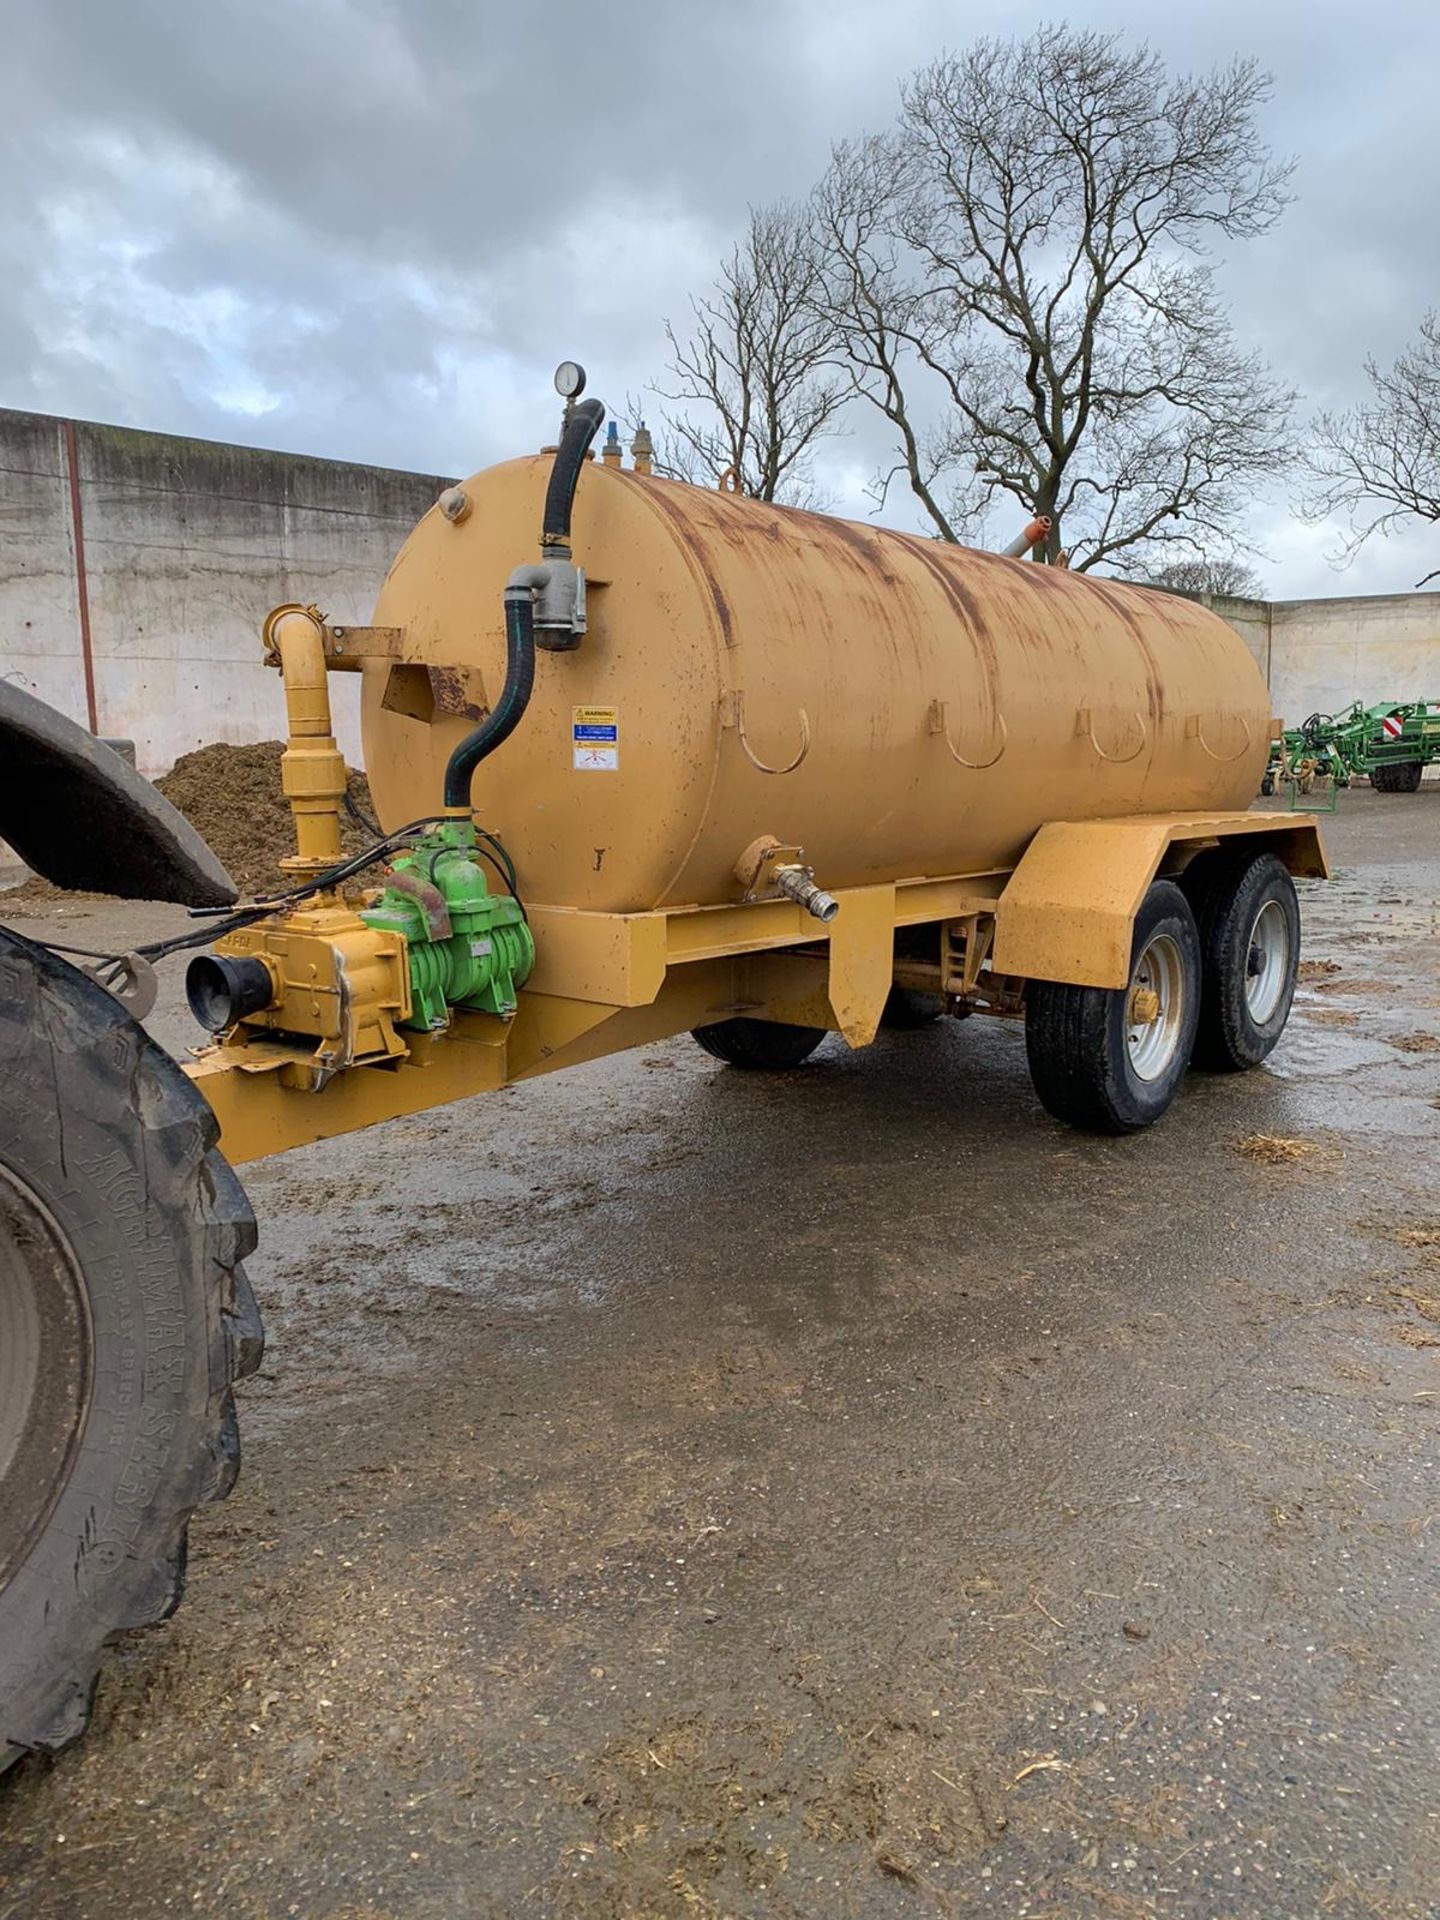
xmin=553 ymin=360 xmax=587 ymax=400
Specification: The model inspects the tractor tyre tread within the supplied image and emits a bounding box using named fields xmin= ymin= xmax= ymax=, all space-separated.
xmin=0 ymin=928 xmax=261 ymax=1775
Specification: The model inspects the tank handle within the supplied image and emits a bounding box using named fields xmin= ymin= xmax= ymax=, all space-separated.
xmin=928 ymin=699 xmax=1008 ymax=770
xmin=1185 ymin=713 xmax=1254 ymax=763
xmin=1076 ymin=707 xmax=1147 ymax=764
xmin=722 ymin=691 xmax=812 ymax=775
xmin=716 ymin=466 xmax=742 ymax=494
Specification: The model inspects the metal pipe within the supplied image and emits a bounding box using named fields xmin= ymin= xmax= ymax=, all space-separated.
xmin=262 ymin=603 xmax=346 ymax=875
xmin=774 ymin=864 xmax=840 ymax=924
xmin=1001 ymin=515 xmax=1052 ymax=559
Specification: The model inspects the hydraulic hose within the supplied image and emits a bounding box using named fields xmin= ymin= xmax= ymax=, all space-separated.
xmin=541 ymin=398 xmax=606 ymax=553
xmin=443 ymin=404 xmax=604 ymax=812
xmin=442 ymin=573 xmax=544 ymax=810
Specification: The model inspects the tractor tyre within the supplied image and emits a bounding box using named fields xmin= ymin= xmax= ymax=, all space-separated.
xmin=0 ymin=929 xmax=262 ymax=1774
xmin=1024 ymin=881 xmax=1200 ymax=1134
xmin=691 ymin=1017 xmax=828 ymax=1069
xmin=1371 ymin=760 xmax=1423 ymax=793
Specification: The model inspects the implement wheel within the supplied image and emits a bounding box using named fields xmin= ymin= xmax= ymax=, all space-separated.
xmin=691 ymin=1017 xmax=828 ymax=1069
xmin=1371 ymin=760 xmax=1423 ymax=793
xmin=1025 ymin=880 xmax=1200 ymax=1134
xmin=1189 ymin=851 xmax=1300 ymax=1073
xmin=0 ymin=930 xmax=262 ymax=1773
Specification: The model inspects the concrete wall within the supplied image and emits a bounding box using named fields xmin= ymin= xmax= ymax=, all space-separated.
xmin=1183 ymin=588 xmax=1440 ymax=722
xmin=1268 ymin=593 xmax=1440 ymax=721
xmin=0 ymin=408 xmax=450 ymax=775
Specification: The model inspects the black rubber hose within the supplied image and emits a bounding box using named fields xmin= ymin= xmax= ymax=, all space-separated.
xmin=442 ymin=589 xmax=537 ymax=809
xmin=541 ymin=398 xmax=605 ymax=550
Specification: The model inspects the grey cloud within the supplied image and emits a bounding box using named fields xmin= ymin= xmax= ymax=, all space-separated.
xmin=1 ymin=0 xmax=1436 ymax=596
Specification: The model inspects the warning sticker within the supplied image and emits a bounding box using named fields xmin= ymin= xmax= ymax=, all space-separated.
xmin=573 ymin=704 xmax=619 ymax=771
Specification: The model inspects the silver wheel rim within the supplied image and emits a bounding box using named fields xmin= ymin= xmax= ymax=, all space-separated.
xmin=1245 ymin=898 xmax=1290 ymax=1025
xmin=1125 ymin=932 xmax=1187 ymax=1082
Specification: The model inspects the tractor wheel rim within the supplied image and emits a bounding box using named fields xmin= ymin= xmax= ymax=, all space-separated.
xmin=1246 ymin=899 xmax=1290 ymax=1025
xmin=0 ymin=1162 xmax=92 ymax=1595
xmin=1125 ymin=932 xmax=1186 ymax=1082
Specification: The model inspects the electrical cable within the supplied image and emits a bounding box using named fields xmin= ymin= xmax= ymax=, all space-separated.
xmin=343 ymin=788 xmax=382 ymax=838
xmin=15 ymin=812 xmax=528 ymax=974
xmin=470 ymin=845 xmax=528 ymax=924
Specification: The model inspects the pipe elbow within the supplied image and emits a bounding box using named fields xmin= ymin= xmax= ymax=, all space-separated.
xmin=505 ymin=563 xmax=552 ymax=599
xmin=263 ymin=604 xmax=328 ymax=688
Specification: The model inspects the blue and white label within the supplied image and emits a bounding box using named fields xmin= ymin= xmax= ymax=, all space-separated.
xmin=573 ymin=705 xmax=619 ymax=770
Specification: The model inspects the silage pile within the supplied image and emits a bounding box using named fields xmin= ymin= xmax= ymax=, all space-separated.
xmin=156 ymin=741 xmax=377 ymax=895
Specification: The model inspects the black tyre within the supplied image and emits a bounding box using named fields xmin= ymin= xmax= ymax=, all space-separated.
xmin=691 ymin=1016 xmax=828 ymax=1069
xmin=1259 ymin=773 xmax=1276 ymax=797
xmin=1188 ymin=851 xmax=1300 ymax=1072
xmin=880 ymin=988 xmax=943 ymax=1030
xmin=1025 ymin=880 xmax=1200 ymax=1134
xmin=1371 ymin=759 xmax=1423 ymax=793
xmin=0 ymin=929 xmax=262 ymax=1773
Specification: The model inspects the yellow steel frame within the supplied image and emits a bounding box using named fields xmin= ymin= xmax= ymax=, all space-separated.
xmin=185 ymin=813 xmax=1326 ymax=1168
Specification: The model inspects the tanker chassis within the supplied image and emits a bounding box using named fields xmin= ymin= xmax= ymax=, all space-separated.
xmin=0 ymin=367 xmax=1326 ymax=1771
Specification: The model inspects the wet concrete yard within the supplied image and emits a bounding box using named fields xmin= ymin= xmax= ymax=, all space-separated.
xmin=1 ymin=789 xmax=1437 ymax=1917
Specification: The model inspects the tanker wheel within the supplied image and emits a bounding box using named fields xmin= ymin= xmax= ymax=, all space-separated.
xmin=1188 ymin=852 xmax=1300 ymax=1073
xmin=1024 ymin=880 xmax=1200 ymax=1134
xmin=880 ymin=988 xmax=943 ymax=1030
xmin=691 ymin=1017 xmax=828 ymax=1069
xmin=0 ymin=929 xmax=262 ymax=1773
xmin=1371 ymin=759 xmax=1423 ymax=793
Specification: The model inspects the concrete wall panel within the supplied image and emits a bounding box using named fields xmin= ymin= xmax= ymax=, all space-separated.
xmin=0 ymin=412 xmax=87 ymax=725
xmin=0 ymin=408 xmax=447 ymax=775
xmin=1267 ymin=594 xmax=1440 ymax=721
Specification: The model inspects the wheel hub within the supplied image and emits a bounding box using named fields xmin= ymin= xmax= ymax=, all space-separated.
xmin=1244 ymin=898 xmax=1290 ymax=1024
xmin=1128 ymin=985 xmax=1162 ymax=1025
xmin=1124 ymin=932 xmax=1187 ymax=1082
xmin=0 ymin=1162 xmax=92 ymax=1595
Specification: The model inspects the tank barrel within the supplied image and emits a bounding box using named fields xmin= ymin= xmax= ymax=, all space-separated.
xmin=362 ymin=360 xmax=1271 ymax=917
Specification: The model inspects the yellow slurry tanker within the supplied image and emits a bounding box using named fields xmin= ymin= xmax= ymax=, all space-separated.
xmin=0 ymin=367 xmax=1325 ymax=1768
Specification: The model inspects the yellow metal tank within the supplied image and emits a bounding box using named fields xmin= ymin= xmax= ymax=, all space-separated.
xmin=362 ymin=458 xmax=1270 ymax=911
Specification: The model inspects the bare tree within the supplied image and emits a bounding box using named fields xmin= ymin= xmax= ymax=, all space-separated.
xmin=1141 ymin=556 xmax=1264 ymax=597
xmin=813 ymin=136 xmax=963 ymax=538
xmin=658 ymin=202 xmax=846 ymax=506
xmin=1303 ymin=314 xmax=1440 ymax=586
xmin=815 ymin=27 xmax=1295 ymax=568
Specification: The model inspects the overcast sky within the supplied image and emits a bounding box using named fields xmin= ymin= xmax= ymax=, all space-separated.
xmin=2 ymin=0 xmax=1435 ymax=598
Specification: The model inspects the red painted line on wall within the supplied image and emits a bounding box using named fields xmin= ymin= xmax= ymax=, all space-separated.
xmin=62 ymin=418 xmax=99 ymax=733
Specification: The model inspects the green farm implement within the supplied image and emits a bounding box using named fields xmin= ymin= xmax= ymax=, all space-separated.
xmin=1262 ymin=699 xmax=1440 ymax=802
